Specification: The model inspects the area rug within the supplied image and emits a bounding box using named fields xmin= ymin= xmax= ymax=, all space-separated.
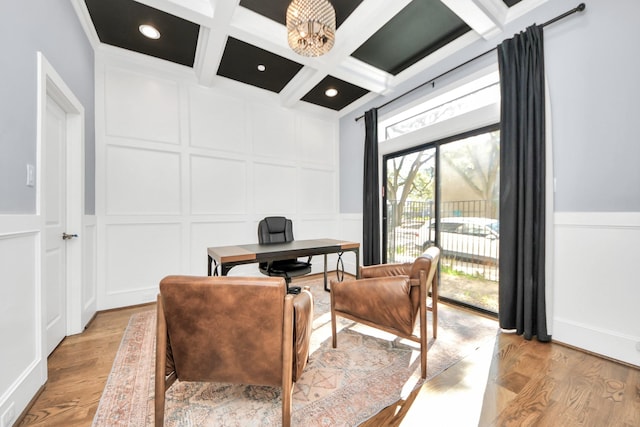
xmin=93 ymin=275 xmax=498 ymax=426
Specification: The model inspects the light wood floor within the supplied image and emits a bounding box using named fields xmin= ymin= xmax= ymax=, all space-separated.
xmin=19 ymin=304 xmax=639 ymax=427
xmin=363 ymin=325 xmax=640 ymax=427
xmin=18 ymin=304 xmax=154 ymax=427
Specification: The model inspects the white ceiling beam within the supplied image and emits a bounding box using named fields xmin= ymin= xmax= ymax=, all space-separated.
xmin=134 ymin=0 xmax=214 ymax=25
xmin=504 ymin=0 xmax=549 ymax=23
xmin=331 ymin=57 xmax=392 ymax=94
xmin=279 ymin=68 xmax=327 ymax=108
xmin=193 ymin=0 xmax=239 ymax=87
xmin=327 ymin=0 xmax=413 ymax=58
xmin=472 ymin=0 xmax=509 ymax=26
xmin=279 ymin=56 xmax=392 ymax=108
xmin=228 ymin=7 xmax=299 ymax=63
xmin=441 ymin=0 xmax=501 ymax=39
xmin=194 ymin=27 xmax=222 ymax=87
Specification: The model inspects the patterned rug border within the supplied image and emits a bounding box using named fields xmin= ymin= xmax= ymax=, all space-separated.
xmin=93 ymin=279 xmax=498 ymax=426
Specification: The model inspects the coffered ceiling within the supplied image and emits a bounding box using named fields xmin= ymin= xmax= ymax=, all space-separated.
xmin=74 ymin=0 xmax=536 ymax=115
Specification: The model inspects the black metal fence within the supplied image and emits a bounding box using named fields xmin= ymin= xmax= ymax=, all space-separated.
xmin=386 ymin=199 xmax=499 ymax=281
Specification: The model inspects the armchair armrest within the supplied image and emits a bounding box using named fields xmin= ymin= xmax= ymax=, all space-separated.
xmin=292 ymin=286 xmax=313 ymax=381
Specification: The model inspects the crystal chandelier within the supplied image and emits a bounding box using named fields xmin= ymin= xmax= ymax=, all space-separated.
xmin=286 ymin=0 xmax=336 ymax=57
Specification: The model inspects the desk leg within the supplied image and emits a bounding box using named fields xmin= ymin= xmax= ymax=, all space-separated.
xmin=328 ymin=248 xmax=360 ymax=290
xmin=323 ymin=254 xmax=329 ymax=292
xmin=208 ymin=256 xmax=224 ymax=276
xmin=336 ymin=253 xmax=345 ymax=282
xmin=337 ymin=248 xmax=360 ymax=279
xmin=221 ymin=264 xmax=232 ymax=276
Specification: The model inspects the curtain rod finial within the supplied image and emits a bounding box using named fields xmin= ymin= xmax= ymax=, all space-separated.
xmin=577 ymin=3 xmax=586 ymax=12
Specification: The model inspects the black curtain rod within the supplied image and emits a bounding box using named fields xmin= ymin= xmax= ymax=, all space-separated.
xmin=354 ymin=3 xmax=586 ymax=122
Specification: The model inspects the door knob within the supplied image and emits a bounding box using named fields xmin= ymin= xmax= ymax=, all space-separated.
xmin=62 ymin=232 xmax=78 ymax=240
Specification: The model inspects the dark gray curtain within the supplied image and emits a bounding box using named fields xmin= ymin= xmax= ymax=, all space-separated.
xmin=363 ymin=108 xmax=381 ymax=266
xmin=497 ymin=25 xmax=550 ymax=342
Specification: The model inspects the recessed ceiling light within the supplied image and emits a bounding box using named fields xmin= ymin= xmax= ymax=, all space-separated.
xmin=139 ymin=24 xmax=161 ymax=40
xmin=325 ymin=88 xmax=338 ymax=97
xmin=257 ymin=64 xmax=266 ymax=72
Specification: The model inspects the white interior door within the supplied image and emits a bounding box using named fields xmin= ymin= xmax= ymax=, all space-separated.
xmin=45 ymin=94 xmax=68 ymax=355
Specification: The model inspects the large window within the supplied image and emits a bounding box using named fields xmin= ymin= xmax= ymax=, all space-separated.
xmin=378 ymin=70 xmax=499 ymax=141
xmin=381 ymin=69 xmax=500 ymax=314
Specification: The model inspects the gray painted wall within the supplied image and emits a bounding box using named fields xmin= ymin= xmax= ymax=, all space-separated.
xmin=0 ymin=0 xmax=94 ymax=214
xmin=339 ymin=0 xmax=640 ymax=214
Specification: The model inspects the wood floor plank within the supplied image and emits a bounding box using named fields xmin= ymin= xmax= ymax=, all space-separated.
xmin=19 ymin=304 xmax=153 ymax=427
xmin=18 ymin=301 xmax=639 ymax=427
xmin=481 ymin=335 xmax=640 ymax=427
xmin=402 ymin=335 xmax=498 ymax=426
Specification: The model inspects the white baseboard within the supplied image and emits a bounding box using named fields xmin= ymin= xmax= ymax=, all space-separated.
xmin=553 ymin=317 xmax=640 ymax=367
xmin=0 ymin=359 xmax=47 ymax=427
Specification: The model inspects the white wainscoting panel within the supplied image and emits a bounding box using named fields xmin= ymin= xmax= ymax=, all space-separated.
xmin=339 ymin=213 xmax=364 ymax=245
xmin=253 ymin=162 xmax=298 ymax=215
xmin=189 ymin=87 xmax=247 ymax=153
xmin=250 ymin=103 xmax=296 ymax=160
xmin=296 ymin=217 xmax=341 ymax=275
xmin=0 ymin=231 xmax=39 ymax=386
xmin=553 ymin=212 xmax=640 ymax=366
xmin=299 ymin=168 xmax=336 ymax=214
xmin=81 ymin=216 xmax=97 ymax=328
xmin=44 ymin=241 xmax=64 ymax=331
xmin=0 ymin=220 xmax=45 ymax=426
xmin=190 ymin=155 xmax=247 ymax=215
xmin=105 ymin=145 xmax=181 ymax=215
xmin=189 ymin=221 xmax=257 ymax=275
xmin=104 ymin=223 xmax=182 ymax=306
xmin=105 ymin=66 xmax=180 ymax=144
xmin=296 ymin=114 xmax=336 ymax=166
xmin=296 ymin=218 xmax=340 ymax=240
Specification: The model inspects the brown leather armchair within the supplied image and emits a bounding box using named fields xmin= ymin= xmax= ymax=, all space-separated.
xmin=330 ymin=246 xmax=440 ymax=379
xmin=155 ymin=275 xmax=314 ymax=427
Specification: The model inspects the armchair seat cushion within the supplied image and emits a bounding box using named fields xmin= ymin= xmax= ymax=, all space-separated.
xmin=332 ymin=276 xmax=415 ymax=335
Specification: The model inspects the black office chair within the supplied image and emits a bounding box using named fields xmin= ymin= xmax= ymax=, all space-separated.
xmin=258 ymin=217 xmax=312 ymax=294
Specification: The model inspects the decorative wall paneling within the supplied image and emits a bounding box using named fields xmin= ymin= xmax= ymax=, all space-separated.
xmin=0 ymin=215 xmax=98 ymax=424
xmin=553 ymin=212 xmax=640 ymax=366
xmin=81 ymin=216 xmax=97 ymax=328
xmin=0 ymin=218 xmax=44 ymax=427
xmin=96 ymin=56 xmax=354 ymax=310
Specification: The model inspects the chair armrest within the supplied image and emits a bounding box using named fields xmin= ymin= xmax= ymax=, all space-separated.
xmin=360 ymin=263 xmax=411 ymax=278
xmin=292 ymin=287 xmax=314 ymax=381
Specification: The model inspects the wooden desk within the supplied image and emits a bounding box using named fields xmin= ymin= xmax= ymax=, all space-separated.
xmin=207 ymin=238 xmax=360 ymax=291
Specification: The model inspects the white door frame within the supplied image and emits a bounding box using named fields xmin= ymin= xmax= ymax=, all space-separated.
xmin=37 ymin=52 xmax=85 ymax=339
